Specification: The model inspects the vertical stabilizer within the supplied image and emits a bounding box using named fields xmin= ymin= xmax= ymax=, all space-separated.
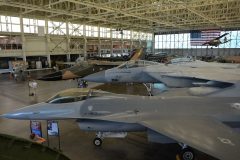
xmin=130 ymin=48 xmax=143 ymax=60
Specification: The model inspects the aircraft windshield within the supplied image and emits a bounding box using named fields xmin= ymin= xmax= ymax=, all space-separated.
xmin=46 ymin=88 xmax=90 ymax=104
xmin=117 ymin=60 xmax=159 ymax=69
xmin=46 ymin=88 xmax=112 ymax=104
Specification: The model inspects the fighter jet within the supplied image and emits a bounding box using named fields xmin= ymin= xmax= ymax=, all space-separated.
xmin=83 ymin=60 xmax=240 ymax=96
xmin=0 ymin=68 xmax=12 ymax=74
xmin=2 ymin=88 xmax=240 ymax=160
xmin=202 ymin=33 xmax=230 ymax=47
xmin=0 ymin=61 xmax=14 ymax=74
xmin=39 ymin=48 xmax=143 ymax=81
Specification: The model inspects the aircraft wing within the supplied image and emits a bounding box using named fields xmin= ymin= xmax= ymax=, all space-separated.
xmin=202 ymin=33 xmax=229 ymax=45
xmin=202 ymin=41 xmax=210 ymax=46
xmin=146 ymin=66 xmax=240 ymax=85
xmin=0 ymin=69 xmax=11 ymax=74
xmin=140 ymin=117 xmax=240 ymax=160
xmin=214 ymin=33 xmax=229 ymax=40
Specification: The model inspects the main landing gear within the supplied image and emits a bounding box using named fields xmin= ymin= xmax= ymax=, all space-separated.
xmin=180 ymin=148 xmax=195 ymax=160
xmin=143 ymin=83 xmax=152 ymax=96
xmin=93 ymin=131 xmax=127 ymax=147
xmin=178 ymin=143 xmax=195 ymax=160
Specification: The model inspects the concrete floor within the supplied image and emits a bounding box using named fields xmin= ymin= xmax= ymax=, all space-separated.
xmin=0 ymin=73 xmax=216 ymax=160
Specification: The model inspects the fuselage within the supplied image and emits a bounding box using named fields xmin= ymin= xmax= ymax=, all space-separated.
xmin=3 ymin=95 xmax=240 ymax=131
xmin=85 ymin=60 xmax=240 ymax=88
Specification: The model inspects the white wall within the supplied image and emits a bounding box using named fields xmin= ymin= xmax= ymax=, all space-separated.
xmin=25 ymin=37 xmax=46 ymax=55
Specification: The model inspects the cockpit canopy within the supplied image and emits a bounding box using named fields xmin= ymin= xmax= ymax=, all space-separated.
xmin=46 ymin=88 xmax=111 ymax=104
xmin=117 ymin=60 xmax=159 ymax=69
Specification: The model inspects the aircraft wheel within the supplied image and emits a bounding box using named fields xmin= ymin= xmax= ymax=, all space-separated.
xmin=93 ymin=138 xmax=102 ymax=147
xmin=180 ymin=148 xmax=195 ymax=160
xmin=122 ymin=55 xmax=129 ymax=60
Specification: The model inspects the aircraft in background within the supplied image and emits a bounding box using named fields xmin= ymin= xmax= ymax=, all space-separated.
xmin=38 ymin=48 xmax=143 ymax=81
xmin=202 ymin=33 xmax=230 ymax=47
xmin=218 ymin=56 xmax=240 ymax=63
xmin=83 ymin=60 xmax=240 ymax=96
xmin=0 ymin=68 xmax=12 ymax=74
xmin=89 ymin=49 xmax=131 ymax=62
xmin=0 ymin=61 xmax=14 ymax=74
xmin=145 ymin=51 xmax=168 ymax=63
xmin=55 ymin=49 xmax=131 ymax=68
xmin=2 ymin=88 xmax=240 ymax=160
xmin=0 ymin=60 xmax=53 ymax=81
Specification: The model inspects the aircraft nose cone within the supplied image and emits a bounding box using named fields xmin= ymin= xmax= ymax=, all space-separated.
xmin=1 ymin=112 xmax=31 ymax=120
xmin=1 ymin=103 xmax=46 ymax=120
xmin=38 ymin=71 xmax=63 ymax=81
xmin=83 ymin=71 xmax=106 ymax=82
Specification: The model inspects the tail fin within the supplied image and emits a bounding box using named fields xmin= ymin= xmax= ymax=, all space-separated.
xmin=130 ymin=48 xmax=143 ymax=60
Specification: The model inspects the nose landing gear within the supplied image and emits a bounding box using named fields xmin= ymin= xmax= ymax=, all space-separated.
xmin=93 ymin=137 xmax=103 ymax=147
xmin=93 ymin=132 xmax=104 ymax=147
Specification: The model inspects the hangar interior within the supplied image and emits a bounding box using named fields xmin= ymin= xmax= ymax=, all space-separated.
xmin=0 ymin=1 xmax=240 ymax=160
xmin=0 ymin=0 xmax=239 ymax=67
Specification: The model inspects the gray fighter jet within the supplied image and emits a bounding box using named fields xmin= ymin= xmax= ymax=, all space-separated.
xmin=2 ymin=88 xmax=240 ymax=160
xmin=83 ymin=60 xmax=240 ymax=96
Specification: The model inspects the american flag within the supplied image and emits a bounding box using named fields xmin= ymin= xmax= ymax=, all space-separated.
xmin=190 ymin=30 xmax=221 ymax=46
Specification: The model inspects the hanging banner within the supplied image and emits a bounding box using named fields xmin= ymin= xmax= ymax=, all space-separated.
xmin=30 ymin=121 xmax=42 ymax=137
xmin=47 ymin=120 xmax=59 ymax=136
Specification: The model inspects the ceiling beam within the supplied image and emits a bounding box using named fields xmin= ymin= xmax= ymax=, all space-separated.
xmin=168 ymin=0 xmax=223 ymax=28
xmin=0 ymin=1 xmax=152 ymax=31
xmin=64 ymin=0 xmax=185 ymax=29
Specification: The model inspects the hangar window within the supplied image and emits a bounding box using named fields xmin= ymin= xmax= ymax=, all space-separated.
xmin=48 ymin=21 xmax=66 ymax=35
xmin=69 ymin=23 xmax=84 ymax=36
xmin=154 ymin=30 xmax=240 ymax=57
xmin=155 ymin=31 xmax=240 ymax=51
xmin=0 ymin=15 xmax=152 ymax=42
xmin=146 ymin=33 xmax=153 ymax=41
xmin=139 ymin=32 xmax=148 ymax=41
xmin=0 ymin=16 xmax=20 ymax=33
xmin=123 ymin=30 xmax=131 ymax=39
xmin=23 ymin=18 xmax=36 ymax=33
xmin=132 ymin=31 xmax=139 ymax=40
xmin=100 ymin=27 xmax=110 ymax=38
xmin=23 ymin=18 xmax=45 ymax=34
xmin=86 ymin=25 xmax=98 ymax=37
xmin=112 ymin=30 xmax=122 ymax=39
